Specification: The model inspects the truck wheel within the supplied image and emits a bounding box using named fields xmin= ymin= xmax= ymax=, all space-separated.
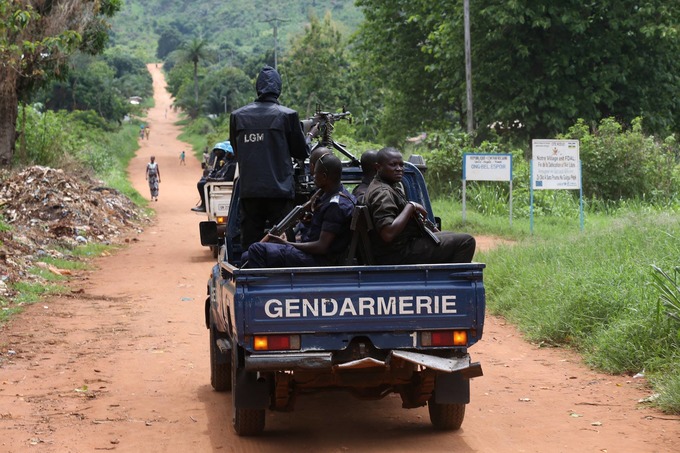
xmin=233 ymin=406 xmax=265 ymax=436
xmin=427 ymin=398 xmax=466 ymax=431
xmin=210 ymin=321 xmax=231 ymax=391
xmin=231 ymin=346 xmax=265 ymax=436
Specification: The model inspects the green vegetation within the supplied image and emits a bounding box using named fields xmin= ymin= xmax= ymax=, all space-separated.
xmin=355 ymin=1 xmax=680 ymax=144
xmin=0 ymin=0 xmax=123 ymax=165
xmin=15 ymin=104 xmax=148 ymax=204
xmin=6 ymin=281 xmax=69 ymax=308
xmin=421 ymin=117 xmax=680 ymax=413
xmin=68 ymin=243 xmax=119 ymax=258
xmin=472 ymin=210 xmax=680 ymax=413
xmin=109 ymin=0 xmax=364 ymax=62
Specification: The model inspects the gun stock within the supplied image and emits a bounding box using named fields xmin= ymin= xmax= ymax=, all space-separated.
xmin=261 ymin=189 xmax=321 ymax=242
xmin=415 ymin=212 xmax=441 ymax=245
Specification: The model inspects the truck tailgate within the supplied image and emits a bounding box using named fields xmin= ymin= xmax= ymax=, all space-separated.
xmin=230 ymin=262 xmax=485 ymax=344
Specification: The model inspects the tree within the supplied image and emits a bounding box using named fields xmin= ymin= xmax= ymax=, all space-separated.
xmin=156 ymin=25 xmax=183 ymax=60
xmin=354 ymin=0 xmax=458 ymax=144
xmin=0 ymin=0 xmax=122 ymax=166
xmin=201 ymin=66 xmax=252 ymax=116
xmin=280 ymin=12 xmax=352 ymax=117
xmin=38 ymin=54 xmax=128 ymax=122
xmin=456 ymin=0 xmax=680 ymax=139
xmin=356 ymin=0 xmax=680 ymax=141
xmin=175 ymin=37 xmax=212 ymax=117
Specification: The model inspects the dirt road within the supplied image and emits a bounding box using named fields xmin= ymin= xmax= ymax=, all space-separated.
xmin=1 ymin=65 xmax=678 ymax=453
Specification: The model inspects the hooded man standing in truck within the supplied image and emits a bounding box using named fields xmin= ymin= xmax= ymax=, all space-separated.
xmin=230 ymin=65 xmax=312 ymax=250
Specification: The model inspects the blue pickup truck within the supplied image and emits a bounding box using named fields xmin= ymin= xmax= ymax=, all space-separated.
xmin=201 ymin=161 xmax=485 ymax=436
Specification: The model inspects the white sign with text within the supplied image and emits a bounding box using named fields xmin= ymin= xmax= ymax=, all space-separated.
xmin=531 ymin=139 xmax=580 ymax=190
xmin=463 ymin=153 xmax=512 ymax=181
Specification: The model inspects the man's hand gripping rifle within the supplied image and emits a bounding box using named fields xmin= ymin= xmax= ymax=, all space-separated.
xmin=261 ymin=189 xmax=322 ymax=242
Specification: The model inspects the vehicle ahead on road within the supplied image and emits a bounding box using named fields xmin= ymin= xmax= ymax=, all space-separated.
xmin=201 ymin=160 xmax=485 ymax=436
xmin=198 ymin=181 xmax=233 ymax=258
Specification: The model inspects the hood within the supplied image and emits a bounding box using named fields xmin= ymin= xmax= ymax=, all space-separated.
xmin=256 ymin=65 xmax=282 ymax=99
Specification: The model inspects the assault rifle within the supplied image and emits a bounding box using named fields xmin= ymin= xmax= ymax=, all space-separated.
xmin=261 ymin=189 xmax=322 ymax=242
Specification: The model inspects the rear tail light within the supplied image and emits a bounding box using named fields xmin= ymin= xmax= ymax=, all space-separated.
xmin=253 ymin=334 xmax=301 ymax=351
xmin=420 ymin=330 xmax=468 ymax=347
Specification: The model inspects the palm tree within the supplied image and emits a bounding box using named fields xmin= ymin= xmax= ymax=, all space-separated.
xmin=176 ymin=37 xmax=211 ymax=111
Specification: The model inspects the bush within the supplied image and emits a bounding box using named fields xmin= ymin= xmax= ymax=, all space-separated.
xmin=418 ymin=118 xmax=680 ymax=217
xmin=563 ymin=117 xmax=678 ymax=202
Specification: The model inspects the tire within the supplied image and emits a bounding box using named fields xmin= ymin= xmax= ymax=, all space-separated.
xmin=428 ymin=399 xmax=466 ymax=431
xmin=209 ymin=321 xmax=231 ymax=391
xmin=233 ymin=406 xmax=265 ymax=436
xmin=231 ymin=346 xmax=265 ymax=436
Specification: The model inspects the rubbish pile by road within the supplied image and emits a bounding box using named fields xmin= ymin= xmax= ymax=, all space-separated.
xmin=0 ymin=166 xmax=147 ymax=294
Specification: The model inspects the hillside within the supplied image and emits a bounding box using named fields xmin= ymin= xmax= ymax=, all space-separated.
xmin=109 ymin=0 xmax=364 ymax=61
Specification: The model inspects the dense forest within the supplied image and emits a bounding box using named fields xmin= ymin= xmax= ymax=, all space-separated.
xmin=109 ymin=0 xmax=363 ymax=61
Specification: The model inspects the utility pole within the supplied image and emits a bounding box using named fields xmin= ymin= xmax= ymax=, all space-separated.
xmin=223 ymin=95 xmax=227 ymax=115
xmin=464 ymin=0 xmax=474 ymax=134
xmin=263 ymin=17 xmax=289 ymax=70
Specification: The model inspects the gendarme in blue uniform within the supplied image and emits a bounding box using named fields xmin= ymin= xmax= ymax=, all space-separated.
xmin=244 ymin=185 xmax=356 ymax=267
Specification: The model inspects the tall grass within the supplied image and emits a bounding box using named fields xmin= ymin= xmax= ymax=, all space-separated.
xmin=474 ymin=209 xmax=680 ymax=413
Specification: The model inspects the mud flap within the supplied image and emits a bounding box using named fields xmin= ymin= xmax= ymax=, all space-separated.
xmin=434 ymin=372 xmax=470 ymax=404
xmin=233 ymin=348 xmax=269 ymax=410
xmin=200 ymin=221 xmax=218 ymax=246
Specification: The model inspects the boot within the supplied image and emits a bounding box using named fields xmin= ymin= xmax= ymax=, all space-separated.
xmin=191 ymin=204 xmax=206 ymax=212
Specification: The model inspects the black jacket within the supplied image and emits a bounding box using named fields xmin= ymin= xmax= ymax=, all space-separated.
xmin=230 ymin=66 xmax=310 ymax=199
xmin=207 ymin=158 xmax=236 ymax=182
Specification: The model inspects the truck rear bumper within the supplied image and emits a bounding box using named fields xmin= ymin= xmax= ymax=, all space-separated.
xmin=245 ymin=352 xmax=333 ymax=371
xmin=244 ymin=350 xmax=482 ymax=379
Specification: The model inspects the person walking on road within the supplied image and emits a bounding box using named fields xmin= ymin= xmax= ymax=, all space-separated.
xmin=179 ymin=151 xmax=186 ymax=165
xmin=146 ymin=155 xmax=161 ymax=201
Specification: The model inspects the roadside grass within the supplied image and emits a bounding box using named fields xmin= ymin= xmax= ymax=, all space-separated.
xmin=470 ymin=207 xmax=680 ymax=413
xmin=432 ymin=197 xmax=613 ymax=241
xmin=177 ymin=116 xmax=214 ymax=159
xmin=2 ymin=281 xmax=69 ymax=322
xmin=38 ymin=256 xmax=91 ymax=270
xmin=67 ymin=243 xmax=119 ymax=258
xmin=96 ymin=123 xmax=148 ymax=206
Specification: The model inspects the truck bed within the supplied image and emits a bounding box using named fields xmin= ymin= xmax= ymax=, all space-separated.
xmin=217 ymin=261 xmax=485 ymax=354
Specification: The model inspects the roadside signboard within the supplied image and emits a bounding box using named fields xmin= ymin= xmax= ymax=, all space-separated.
xmin=464 ymin=153 xmax=512 ymax=182
xmin=462 ymin=153 xmax=513 ymax=225
xmin=530 ymin=139 xmax=583 ymax=233
xmin=531 ymin=139 xmax=580 ymax=190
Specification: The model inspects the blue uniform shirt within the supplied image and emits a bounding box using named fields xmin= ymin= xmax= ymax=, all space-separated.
xmin=302 ymin=184 xmax=356 ymax=255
